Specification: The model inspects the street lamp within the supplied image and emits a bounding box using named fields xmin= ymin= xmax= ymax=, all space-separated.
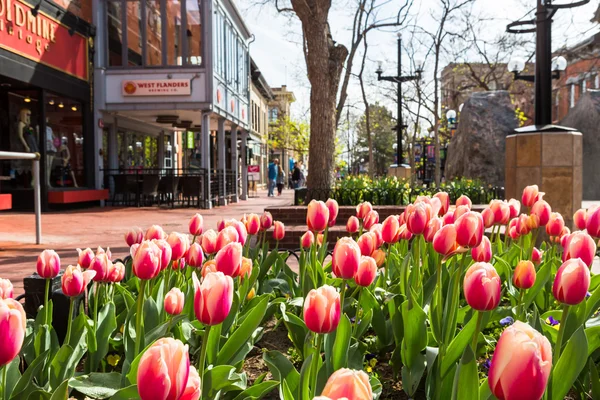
xmin=446 ymin=109 xmax=457 ymax=130
xmin=376 ymin=32 xmax=423 ymax=166
xmin=508 ymin=55 xmax=567 ymax=82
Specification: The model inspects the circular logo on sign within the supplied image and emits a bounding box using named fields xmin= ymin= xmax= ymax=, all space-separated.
xmin=123 ymin=81 xmax=137 ymax=94
xmin=216 ymin=89 xmax=222 ymax=103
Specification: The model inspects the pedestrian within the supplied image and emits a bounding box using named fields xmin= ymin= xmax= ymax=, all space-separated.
xmin=292 ymin=162 xmax=301 ymax=188
xmin=268 ymin=159 xmax=278 ymax=197
xmin=277 ymin=163 xmax=285 ymax=196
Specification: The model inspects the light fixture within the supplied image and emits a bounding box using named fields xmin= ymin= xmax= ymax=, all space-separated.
xmin=376 ymin=60 xmax=383 ymax=74
xmin=166 ymin=143 xmax=173 ymax=152
xmin=58 ymin=102 xmax=64 ymax=108
xmin=446 ymin=109 xmax=457 ymax=120
xmin=71 ymin=105 xmax=77 ymax=111
xmin=31 ymin=1 xmax=41 ymax=16
xmin=135 ymin=141 xmax=142 ymax=148
xmin=551 ymin=56 xmax=567 ymax=72
xmin=508 ymin=58 xmax=525 ymax=73
xmin=24 ymin=96 xmax=31 ymax=103
xmin=459 ymin=103 xmax=464 ymax=112
xmin=49 ymin=99 xmax=55 ymax=105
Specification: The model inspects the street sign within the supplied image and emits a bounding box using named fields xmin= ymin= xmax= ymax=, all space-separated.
xmin=248 ymin=165 xmax=260 ymax=181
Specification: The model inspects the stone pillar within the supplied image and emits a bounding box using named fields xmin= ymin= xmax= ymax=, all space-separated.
xmin=217 ymin=118 xmax=227 ymax=206
xmin=201 ymin=112 xmax=212 ymax=209
xmin=106 ymin=120 xmax=118 ymax=198
xmin=158 ymin=131 xmax=165 ymax=170
xmin=230 ymin=128 xmax=239 ymax=202
xmin=505 ymin=128 xmax=582 ymax=228
xmin=240 ymin=130 xmax=248 ymax=200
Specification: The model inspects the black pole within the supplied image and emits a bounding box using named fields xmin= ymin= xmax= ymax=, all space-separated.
xmin=397 ymin=36 xmax=403 ymax=165
xmin=535 ymin=0 xmax=552 ymax=126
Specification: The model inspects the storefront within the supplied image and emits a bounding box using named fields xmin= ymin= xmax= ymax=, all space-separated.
xmin=0 ymin=0 xmax=100 ymax=210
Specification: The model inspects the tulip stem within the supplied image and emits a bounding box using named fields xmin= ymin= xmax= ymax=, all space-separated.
xmin=198 ymin=325 xmax=212 ymax=397
xmin=517 ymin=290 xmax=526 ymax=321
xmin=134 ymin=279 xmax=147 ymax=357
xmin=471 ymin=311 xmax=483 ymax=353
xmin=339 ymin=280 xmax=346 ymax=315
xmin=436 ymin=257 xmax=443 ymax=339
xmin=65 ymin=297 xmax=74 ymax=345
xmin=310 ymin=333 xmax=324 ymax=397
xmin=2 ymin=364 xmax=7 ymax=400
xmin=553 ymin=304 xmax=570 ymax=365
xmin=44 ymin=278 xmax=50 ymax=326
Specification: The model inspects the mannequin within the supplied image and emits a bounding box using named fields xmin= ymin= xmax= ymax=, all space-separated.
xmin=45 ymin=118 xmax=56 ymax=187
xmin=58 ymin=136 xmax=78 ymax=187
xmin=18 ymin=108 xmax=38 ymax=153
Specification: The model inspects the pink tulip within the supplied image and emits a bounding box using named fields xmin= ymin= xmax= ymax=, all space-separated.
xmin=77 ymin=247 xmax=95 ymax=269
xmin=562 ymin=231 xmax=597 ymax=267
xmin=200 ymin=229 xmax=218 ymax=255
xmin=356 ymin=202 xmax=373 ymax=220
xmin=62 ymin=265 xmax=96 ymax=297
xmin=180 ymin=366 xmax=201 ymax=400
xmin=303 ymin=285 xmax=341 ymax=334
xmin=244 ymin=213 xmax=261 ymax=235
xmin=530 ymin=200 xmax=551 ymax=226
xmin=362 ymin=210 xmax=379 ymax=231
xmin=454 ymin=205 xmax=470 ymax=220
xmin=406 ymin=202 xmax=431 ymax=235
xmin=225 ymin=219 xmax=248 ymax=246
xmin=586 ymin=207 xmax=600 ymax=238
xmin=369 ymin=224 xmax=383 ymax=248
xmin=490 ymin=200 xmax=510 ymax=225
xmin=508 ymin=199 xmax=521 ymax=219
xmin=532 ymin=247 xmax=542 ymax=265
xmin=301 ymin=231 xmax=315 ymax=249
xmin=216 ymin=226 xmax=239 ymax=252
xmin=488 ymin=321 xmax=551 ymax=400
xmin=463 ymin=262 xmax=501 ymax=311
xmin=215 ymin=242 xmax=242 ymax=278
xmin=137 ymin=337 xmax=190 ymax=400
xmin=522 ymin=185 xmax=544 ymax=208
xmin=188 ymin=213 xmax=204 ymax=236
xmin=186 ymin=243 xmax=205 ymax=268
xmin=553 ymin=258 xmax=590 ymax=305
xmin=0 ymin=298 xmax=26 ymax=367
xmin=515 ymin=214 xmax=531 ymax=236
xmin=260 ymin=211 xmax=273 ymax=230
xmin=192 ymin=271 xmax=234 ymax=325
xmin=471 ymin=236 xmax=492 ymax=263
xmin=133 ymin=241 xmax=162 ymax=280
xmin=107 ymin=262 xmax=125 ymax=283
xmin=332 ymin=237 xmax=361 ymax=279
xmin=216 ymin=219 xmax=225 ymax=232
xmin=201 ymin=260 xmax=218 ymax=278
xmin=89 ymin=253 xmax=112 ymax=282
xmin=513 ymin=260 xmax=536 ymax=289
xmin=306 ymin=200 xmax=329 ymax=232
xmin=346 ymin=216 xmax=360 ymax=234
xmin=424 ymin=217 xmax=443 ymax=243
xmin=153 ymin=239 xmax=173 ymax=271
xmin=164 ymin=288 xmax=185 ymax=316
xmin=355 ymin=256 xmax=377 ymax=287
xmin=398 ymin=223 xmax=413 ymax=241
xmin=381 ymin=215 xmax=400 ymax=244
xmin=442 ymin=211 xmax=455 ymax=225
xmin=573 ymin=208 xmax=587 ymax=231
xmin=167 ymin=232 xmax=190 ymax=261
xmin=95 ymin=246 xmax=112 ymax=260
xmin=320 ymin=368 xmax=373 ymax=400
xmin=481 ymin=208 xmax=495 ymax=229
xmin=326 ymin=198 xmax=339 ymax=226
xmin=239 ymin=257 xmax=253 ymax=280
xmin=273 ymin=221 xmax=285 ymax=241
xmin=0 ymin=279 xmax=13 ymax=300
xmin=125 ymin=227 xmax=144 ymax=247
xmin=36 ymin=249 xmax=60 ymax=279
xmin=398 ymin=211 xmax=407 ymax=225
xmin=145 ymin=224 xmax=166 ymax=241
xmin=434 ymin=192 xmax=450 ymax=216
xmin=356 ymin=232 xmax=376 ymax=257
xmin=372 ymin=249 xmax=386 ymax=267
xmin=456 ymin=195 xmax=472 ymax=209
xmin=542 ymin=213 xmax=563 ymax=237
xmin=455 ymin=211 xmax=484 ymax=248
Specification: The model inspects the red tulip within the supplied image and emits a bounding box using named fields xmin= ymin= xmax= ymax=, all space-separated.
xmin=362 ymin=210 xmax=379 ymax=231
xmin=125 ymin=227 xmax=144 ymax=247
xmin=406 ymin=202 xmax=431 ymax=235
xmin=216 ymin=226 xmax=239 ymax=252
xmin=244 ymin=213 xmax=261 ymax=235
xmin=513 ymin=260 xmax=536 ymax=289
xmin=260 ymin=211 xmax=273 ymax=230
xmin=326 ymin=198 xmax=339 ymax=226
xmin=490 ymin=200 xmax=510 ymax=225
xmin=356 ymin=202 xmax=373 ymax=220
xmin=153 ymin=239 xmax=173 ymax=271
xmin=522 ymin=185 xmax=544 ymax=208
xmin=186 ymin=243 xmax=204 ymax=268
xmin=201 ymin=260 xmax=218 ymax=278
xmin=200 ymin=229 xmax=218 ymax=255
xmin=355 ymin=256 xmax=377 ymax=287
xmin=488 ymin=321 xmax=551 ymax=400
xmin=442 ymin=211 xmax=455 ymax=225
xmin=530 ymin=200 xmax=551 ymax=226
xmin=381 ymin=215 xmax=400 ymax=244
xmin=77 ymin=247 xmax=95 ymax=269
xmin=424 ymin=217 xmax=442 ymax=243
xmin=398 ymin=224 xmax=413 ymax=241
xmin=62 ymin=265 xmax=96 ymax=297
xmin=332 ymin=237 xmax=361 ymax=279
xmin=167 ymin=232 xmax=190 ymax=261
xmin=89 ymin=252 xmax=112 ymax=282
xmin=303 ymin=285 xmax=341 ymax=333
xmin=463 ymin=262 xmax=501 ymax=311
xmin=531 ymin=247 xmax=542 ymax=265
xmin=455 ymin=211 xmax=484 ymax=248
xmin=273 ymin=221 xmax=285 ymax=241
xmin=515 ymin=214 xmax=531 ymax=236
xmin=481 ymin=208 xmax=495 ymax=229
xmin=145 ymin=225 xmax=166 ymax=241
xmin=301 ymin=231 xmax=315 ymax=249
xmin=586 ymin=206 xmax=600 ymax=238
xmin=545 ymin=213 xmax=564 ymax=237
xmin=137 ymin=337 xmax=190 ymax=400
xmin=471 ymin=236 xmax=492 ymax=262
xmin=573 ymin=208 xmax=587 ymax=231
xmin=307 ymin=200 xmax=330 ymax=232
xmin=0 ymin=279 xmax=13 ymax=300
xmin=357 ymin=232 xmax=376 ymax=257
xmin=133 ymin=240 xmax=162 ymax=280
xmin=164 ymin=288 xmax=185 ymax=316
xmin=553 ymin=258 xmax=591 ymax=305
xmin=107 ymin=262 xmax=125 ymax=283
xmin=225 ymin=219 xmax=248 ymax=246
xmin=369 ymin=224 xmax=383 ymax=248
xmin=433 ymin=224 xmax=458 ymax=256
xmin=456 ymin=195 xmax=472 ymax=209
xmin=320 ymin=368 xmax=373 ymax=400
xmin=0 ymin=298 xmax=26 ymax=367
xmin=454 ymin=205 xmax=470 ymax=220
xmin=192 ymin=271 xmax=234 ymax=325
xmin=36 ymin=249 xmax=60 ymax=279
xmin=562 ymin=231 xmax=596 ymax=267
xmin=434 ymin=192 xmax=450 ymax=215
xmin=216 ymin=219 xmax=225 ymax=232
xmin=180 ymin=366 xmax=201 ymax=400
xmin=508 ymin=199 xmax=521 ymax=219
xmin=188 ymin=213 xmax=203 ymax=236
xmin=215 ymin=242 xmax=242 ymax=277
xmin=346 ymin=216 xmax=360 ymax=234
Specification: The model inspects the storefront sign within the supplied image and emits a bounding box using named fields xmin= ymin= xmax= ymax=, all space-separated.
xmin=248 ymin=165 xmax=260 ymax=181
xmin=122 ymin=79 xmax=191 ymax=96
xmin=186 ymin=131 xmax=194 ymax=149
xmin=0 ymin=0 xmax=88 ymax=80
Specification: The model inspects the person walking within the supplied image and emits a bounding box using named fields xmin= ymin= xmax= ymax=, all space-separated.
xmin=277 ymin=163 xmax=285 ymax=196
xmin=268 ymin=159 xmax=278 ymax=197
xmin=292 ymin=162 xmax=301 ymax=188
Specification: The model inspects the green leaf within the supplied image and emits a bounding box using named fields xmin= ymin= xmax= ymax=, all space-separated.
xmin=49 ymin=344 xmax=79 ymax=390
xmin=282 ymin=311 xmax=308 ymax=359
xmin=9 ymin=350 xmax=49 ymax=400
xmin=201 ymin=365 xmax=246 ymax=398
xmin=145 ymin=314 xmax=186 ymax=345
xmin=49 ymin=379 xmax=69 ymax=400
xmin=401 ymin=300 xmax=427 ymax=369
xmin=110 ymin=384 xmax=139 ymax=400
xmin=216 ymin=297 xmax=268 ymax=365
xmin=88 ymin=302 xmax=117 ymax=372
xmin=401 ymin=353 xmax=426 ymax=397
xmin=550 ymin=326 xmax=588 ymax=400
xmin=4 ymin=357 xmax=21 ymax=399
xmin=355 ymin=308 xmax=373 ymax=340
xmin=143 ymin=297 xmax=160 ymax=334
xmin=479 ymin=378 xmax=493 ymax=400
xmin=25 ymin=390 xmax=50 ymax=400
xmin=332 ymin=315 xmax=351 ymax=371
xmin=206 ymin=323 xmax=222 ymax=366
xmin=523 ymin=260 xmax=551 ymax=309
xmin=591 ymin=359 xmax=600 ymax=400
xmin=451 ymin=346 xmax=479 ymax=400
xmin=585 ymin=285 xmax=600 ymax=321
xmin=231 ymin=380 xmax=279 ymax=400
xmin=440 ymin=313 xmax=477 ymax=378
xmin=585 ymin=325 xmax=600 ymax=357
xmin=68 ymin=372 xmax=123 ymax=399
xmin=264 ymin=351 xmax=300 ymax=397
xmin=298 ymin=353 xmax=313 ymax=400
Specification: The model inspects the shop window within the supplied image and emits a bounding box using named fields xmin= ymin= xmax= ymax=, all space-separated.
xmin=165 ymin=1 xmax=182 ymax=65
xmin=185 ymin=0 xmax=202 ymax=65
xmin=126 ymin=1 xmax=143 ymax=66
xmin=146 ymin=0 xmax=163 ymax=66
xmin=107 ymin=0 xmax=124 ymax=66
xmin=270 ymin=107 xmax=278 ymax=123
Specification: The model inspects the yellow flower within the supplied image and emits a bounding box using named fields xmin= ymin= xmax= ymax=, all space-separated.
xmin=107 ymin=354 xmax=121 ymax=367
xmin=369 ymin=358 xmax=377 ymax=367
xmin=366 ymin=366 xmax=373 ymax=373
xmin=247 ymin=287 xmax=256 ymax=301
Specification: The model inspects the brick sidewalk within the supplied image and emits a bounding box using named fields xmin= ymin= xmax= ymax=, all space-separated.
xmin=0 ymin=189 xmax=293 ymax=295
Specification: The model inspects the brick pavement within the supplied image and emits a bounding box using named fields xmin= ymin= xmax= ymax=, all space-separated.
xmin=0 ymin=189 xmax=293 ymax=295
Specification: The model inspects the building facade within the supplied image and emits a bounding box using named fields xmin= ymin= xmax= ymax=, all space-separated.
xmin=268 ymin=85 xmax=297 ymax=179
xmin=92 ymin=0 xmax=252 ymax=208
xmin=249 ymin=58 xmax=272 ymax=187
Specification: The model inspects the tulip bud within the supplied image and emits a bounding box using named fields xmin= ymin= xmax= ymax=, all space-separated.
xmin=371 ymin=249 xmax=386 ymax=267
xmin=515 ymin=214 xmax=531 ymax=236
xmin=508 ymin=198 xmax=521 ymax=219
xmin=167 ymin=232 xmax=190 ymax=261
xmin=543 ymin=213 xmax=563 ymax=237
xmin=381 ymin=215 xmax=400 ymax=244
xmin=522 ymin=185 xmax=544 ymax=208
xmin=562 ymin=231 xmax=597 ymax=267
xmin=346 ymin=216 xmax=360 ymax=234
xmin=246 ymin=287 xmax=256 ymax=301
xmin=490 ymin=200 xmax=510 ymax=225
xmin=531 ymin=200 xmax=551 ymax=226
xmin=316 ymin=233 xmax=324 ymax=246
xmin=200 ymin=229 xmax=218 ymax=255
xmin=424 ymin=217 xmax=443 ymax=243
xmin=488 ymin=321 xmax=551 ymax=400
xmin=201 ymin=260 xmax=218 ymax=278
xmin=398 ymin=223 xmax=413 ymax=241
xmin=586 ymin=207 xmax=600 ymax=238
xmin=532 ymin=247 xmax=542 ymax=265
xmin=356 ymin=202 xmax=373 ymax=220
xmin=89 ymin=252 xmax=112 ymax=282
xmin=216 ymin=226 xmax=239 ymax=252
xmin=145 ymin=225 xmax=166 ymax=241
xmin=180 ymin=366 xmax=201 ymax=400
xmin=192 ymin=272 xmax=234 ymax=325
xmin=456 ymin=195 xmax=472 ymax=209
xmin=513 ymin=260 xmax=536 ymax=289
xmin=215 ymin=242 xmax=243 ymax=277
xmin=0 ymin=298 xmax=26 ymax=367
xmin=303 ymin=285 xmax=341 ymax=333
xmin=573 ymin=208 xmax=587 ymax=231
xmin=362 ymin=210 xmax=379 ymax=231
xmin=398 ymin=211 xmax=407 ymax=225
xmin=553 ymin=258 xmax=591 ymax=305
xmin=332 ymin=237 xmax=361 ymax=279
xmin=433 ymin=224 xmax=458 ymax=256
xmin=62 ymin=265 xmax=96 ymax=297
xmin=355 ymin=256 xmax=377 ymax=287
xmin=454 ymin=205 xmax=470 ymax=220
xmin=481 ymin=208 xmax=495 ymax=229
xmin=273 ymin=221 xmax=285 ymax=241
xmin=471 ymin=236 xmax=492 ymax=262
xmin=434 ymin=192 xmax=450 ymax=216
xmin=325 ymin=198 xmax=339 ymax=226
xmin=463 ymin=262 xmax=501 ymax=311
xmin=76 ymin=247 xmax=94 ymax=269
xmin=36 ymin=249 xmax=60 ymax=279
xmin=188 ymin=213 xmax=203 ymax=236
xmin=320 ymin=368 xmax=373 ymax=400
xmin=0 ymin=279 xmax=13 ymax=300
xmin=186 ymin=243 xmax=204 ymax=268
xmin=125 ymin=227 xmax=144 ymax=247
xmin=357 ymin=232 xmax=376 ymax=257
xmin=107 ymin=262 xmax=125 ymax=283
xmin=307 ymin=200 xmax=330 ymax=232
xmin=455 ymin=211 xmax=484 ymax=248
xmin=164 ymin=288 xmax=185 ymax=316
xmin=369 ymin=224 xmax=383 ymax=248
xmin=301 ymin=231 xmax=315 ymax=249
xmin=153 ymin=239 xmax=172 ymax=271
xmin=132 ymin=240 xmax=162 ymax=280
xmin=406 ymin=202 xmax=431 ymax=235
xmin=260 ymin=211 xmax=273 ymax=230
xmin=137 ymin=338 xmax=190 ymax=400
xmin=245 ymin=213 xmax=261 ymax=235
xmin=240 ymin=257 xmax=253 ymax=280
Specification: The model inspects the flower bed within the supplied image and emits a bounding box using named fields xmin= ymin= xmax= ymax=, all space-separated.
xmin=0 ymin=186 xmax=599 ymax=400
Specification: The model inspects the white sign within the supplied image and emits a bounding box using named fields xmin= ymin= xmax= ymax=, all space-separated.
xmin=248 ymin=165 xmax=260 ymax=181
xmin=122 ymin=79 xmax=191 ymax=96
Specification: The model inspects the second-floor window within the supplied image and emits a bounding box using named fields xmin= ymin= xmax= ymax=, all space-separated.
xmin=570 ymin=84 xmax=575 ymax=108
xmin=270 ymin=107 xmax=279 ymax=123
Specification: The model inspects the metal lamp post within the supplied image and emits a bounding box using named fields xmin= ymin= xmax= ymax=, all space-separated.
xmin=376 ymin=33 xmax=423 ymax=165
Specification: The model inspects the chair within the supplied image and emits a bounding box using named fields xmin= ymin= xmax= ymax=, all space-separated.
xmin=140 ymin=175 xmax=160 ymax=206
xmin=158 ymin=175 xmax=180 ymax=208
xmin=111 ymin=174 xmax=132 ymax=205
xmin=181 ymin=176 xmax=202 ymax=208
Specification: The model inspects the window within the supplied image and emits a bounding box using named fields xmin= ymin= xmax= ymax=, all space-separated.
xmin=126 ymin=1 xmax=143 ymax=65
xmin=570 ymin=84 xmax=575 ymax=108
xmin=581 ymin=79 xmax=587 ymax=95
xmin=107 ymin=0 xmax=123 ymax=66
xmin=185 ymin=0 xmax=202 ymax=65
xmin=146 ymin=0 xmax=163 ymax=66
xmin=270 ymin=107 xmax=279 ymax=122
xmin=165 ymin=1 xmax=181 ymax=65
xmin=596 ymin=74 xmax=599 ymax=89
